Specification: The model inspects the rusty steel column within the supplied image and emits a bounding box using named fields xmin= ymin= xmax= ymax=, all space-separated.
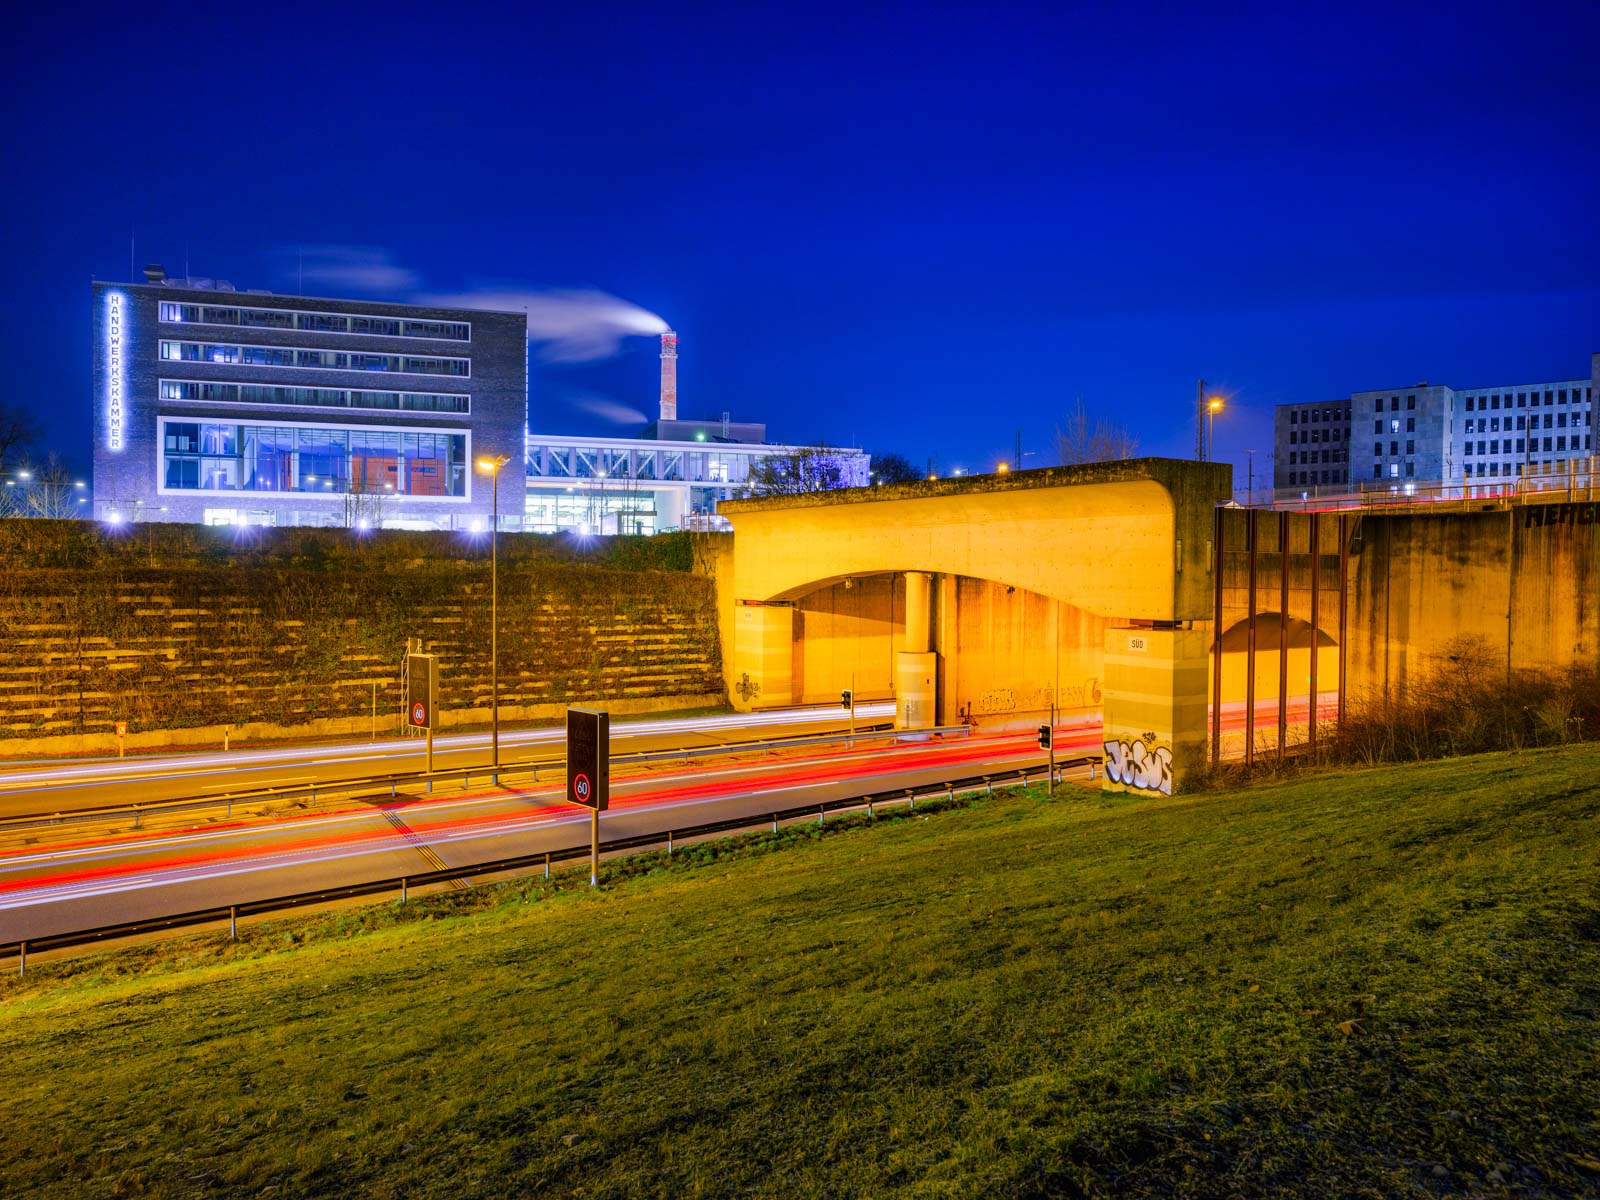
xmin=1308 ymin=512 xmax=1320 ymax=756
xmin=1212 ymin=505 xmax=1225 ymax=765
xmin=1245 ymin=508 xmax=1259 ymax=768
xmin=1278 ymin=511 xmax=1289 ymax=761
xmin=1337 ymin=514 xmax=1350 ymax=730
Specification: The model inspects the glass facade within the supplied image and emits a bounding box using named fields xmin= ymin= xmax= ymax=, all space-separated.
xmin=159 ymin=379 xmax=469 ymax=414
xmin=159 ymin=301 xmax=469 ymax=341
xmin=158 ymin=341 xmax=470 ymax=377
xmin=159 ymin=420 xmax=467 ymax=498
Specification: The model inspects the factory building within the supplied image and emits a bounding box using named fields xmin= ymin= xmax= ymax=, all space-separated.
xmin=523 ymin=331 xmax=870 ymax=535
xmin=92 ymin=269 xmax=527 ymax=529
xmin=1273 ymin=354 xmax=1598 ymax=500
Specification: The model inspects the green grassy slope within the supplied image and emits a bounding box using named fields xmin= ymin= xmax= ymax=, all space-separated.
xmin=3 ymin=747 xmax=1599 ymax=1198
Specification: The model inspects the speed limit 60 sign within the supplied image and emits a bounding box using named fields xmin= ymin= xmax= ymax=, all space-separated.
xmin=567 ymin=707 xmax=610 ymax=810
xmin=406 ymin=653 xmax=437 ymax=730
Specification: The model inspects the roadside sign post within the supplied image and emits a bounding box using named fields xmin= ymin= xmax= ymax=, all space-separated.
xmin=406 ymin=653 xmax=439 ymax=772
xmin=1037 ymin=719 xmax=1054 ymax=795
xmin=841 ymin=682 xmax=855 ymax=749
xmin=115 ymin=720 xmax=127 ymax=759
xmin=567 ymin=707 xmax=610 ymax=887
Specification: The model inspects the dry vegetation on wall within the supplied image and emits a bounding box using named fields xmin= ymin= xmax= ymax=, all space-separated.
xmin=1329 ymin=637 xmax=1600 ymax=764
xmin=0 ymin=520 xmax=719 ymax=738
xmin=1197 ymin=636 xmax=1600 ymax=790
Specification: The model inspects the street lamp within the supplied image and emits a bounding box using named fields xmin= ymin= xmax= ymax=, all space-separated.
xmin=1208 ymin=397 xmax=1224 ymax=461
xmin=476 ymin=453 xmax=512 ymax=778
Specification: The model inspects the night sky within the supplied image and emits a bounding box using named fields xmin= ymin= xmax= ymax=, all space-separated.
xmin=4 ymin=1 xmax=1597 ymax=487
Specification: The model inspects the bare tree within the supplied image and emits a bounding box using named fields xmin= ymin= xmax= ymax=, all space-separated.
xmin=741 ymin=445 xmax=853 ymax=497
xmin=1054 ymin=399 xmax=1140 ymax=465
xmin=0 ymin=453 xmax=81 ymax=518
xmin=0 ymin=403 xmax=40 ymax=476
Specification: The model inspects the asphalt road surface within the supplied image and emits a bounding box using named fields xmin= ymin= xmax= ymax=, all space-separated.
xmin=0 ymin=720 xmax=1106 ymax=946
xmin=0 ymin=703 xmax=901 ymax=820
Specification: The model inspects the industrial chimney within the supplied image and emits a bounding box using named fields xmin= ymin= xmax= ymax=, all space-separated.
xmin=659 ymin=330 xmax=678 ymax=422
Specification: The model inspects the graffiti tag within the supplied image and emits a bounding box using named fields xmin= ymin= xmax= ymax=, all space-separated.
xmin=1103 ymin=737 xmax=1173 ymax=796
xmin=1523 ymin=502 xmax=1598 ymax=528
xmin=735 ymin=673 xmax=761 ymax=703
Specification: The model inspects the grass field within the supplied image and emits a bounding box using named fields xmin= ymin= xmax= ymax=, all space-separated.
xmin=3 ymin=746 xmax=1599 ymax=1197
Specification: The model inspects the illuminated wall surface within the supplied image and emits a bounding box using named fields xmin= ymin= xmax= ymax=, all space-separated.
xmin=0 ymin=524 xmax=716 ymax=740
xmin=721 ymin=463 xmax=1600 ymax=790
xmin=91 ymin=281 xmax=527 ymax=530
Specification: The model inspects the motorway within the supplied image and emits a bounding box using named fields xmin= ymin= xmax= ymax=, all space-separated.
xmin=0 ymin=703 xmax=902 ymax=819
xmin=0 ymin=718 xmax=1104 ymax=947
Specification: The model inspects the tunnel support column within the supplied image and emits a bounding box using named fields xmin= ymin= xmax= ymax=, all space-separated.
xmin=731 ymin=602 xmax=794 ymax=711
xmin=897 ymin=571 xmax=937 ymax=729
xmin=1101 ymin=625 xmax=1209 ymax=797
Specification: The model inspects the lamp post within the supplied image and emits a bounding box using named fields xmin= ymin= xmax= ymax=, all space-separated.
xmin=476 ymin=454 xmax=512 ymax=779
xmin=1208 ymin=397 xmax=1224 ymax=462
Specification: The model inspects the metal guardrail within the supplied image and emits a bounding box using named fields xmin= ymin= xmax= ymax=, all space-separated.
xmin=2 ymin=754 xmax=1097 ymax=972
xmin=0 ymin=722 xmax=974 ymax=835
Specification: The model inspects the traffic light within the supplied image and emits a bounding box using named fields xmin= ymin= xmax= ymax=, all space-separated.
xmin=1037 ymin=723 xmax=1052 ymax=750
xmin=841 ymin=688 xmax=854 ymax=710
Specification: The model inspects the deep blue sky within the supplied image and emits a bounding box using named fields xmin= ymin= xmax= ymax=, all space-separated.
xmin=4 ymin=0 xmax=1597 ymax=486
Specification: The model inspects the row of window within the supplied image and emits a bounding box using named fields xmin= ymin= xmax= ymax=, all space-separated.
xmin=1465 ymin=412 xmax=1590 ymax=433
xmin=159 ymin=379 xmax=469 ymax=414
xmin=1462 ymin=461 xmax=1574 ymax=478
xmin=1287 ymin=406 xmax=1352 ymax=424
xmin=1465 ymin=435 xmax=1591 ymax=457
xmin=160 ymin=421 xmax=467 ymax=497
xmin=1374 ymin=441 xmax=1417 ymax=457
xmin=159 ymin=301 xmax=469 ymax=342
xmin=1285 ymin=470 xmax=1341 ymax=486
xmin=1287 ymin=426 xmax=1349 ymax=444
xmin=1288 ymin=449 xmax=1346 ymax=465
xmin=1462 ymin=388 xmax=1590 ymax=411
xmin=158 ymin=340 xmax=470 ymax=377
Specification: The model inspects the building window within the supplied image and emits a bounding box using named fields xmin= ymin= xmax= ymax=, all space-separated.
xmin=1389 ymin=463 xmax=1399 ymax=478
xmin=155 ymin=341 xmax=469 ymax=378
xmin=1406 ymin=440 xmax=1415 ymax=454
xmin=1406 ymin=417 xmax=1415 ymax=432
xmin=158 ymin=379 xmax=469 ymax=414
xmin=1405 ymin=461 xmax=1414 ymax=477
xmin=160 ymin=301 xmax=471 ymax=341
xmin=1390 ymin=419 xmax=1401 ymax=434
xmin=158 ymin=418 xmax=468 ymax=498
xmin=1407 ymin=395 xmax=1416 ymax=409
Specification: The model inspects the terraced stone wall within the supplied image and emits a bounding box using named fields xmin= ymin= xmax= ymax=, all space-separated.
xmin=0 ymin=521 xmax=721 ymax=739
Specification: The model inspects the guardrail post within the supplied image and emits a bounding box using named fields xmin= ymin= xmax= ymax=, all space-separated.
xmin=226 ymin=798 xmax=232 ymax=819
xmin=771 ymin=814 xmax=778 ymax=834
xmin=867 ymin=799 xmax=874 ymax=821
xmin=229 ymin=906 xmax=237 ymax=940
xmin=390 ymin=782 xmax=396 ymax=798
xmin=544 ymin=853 xmax=550 ymax=880
xmin=667 ymin=831 xmax=674 ymax=856
xmin=985 ymin=777 xmax=993 ymax=796
xmin=818 ymin=805 xmax=825 ymax=825
xmin=133 ymin=808 xmax=140 ymax=830
xmin=947 ymin=783 xmax=954 ymax=802
xmin=17 ymin=942 xmax=24 ymax=978
xmin=400 ymin=878 xmax=407 ymax=906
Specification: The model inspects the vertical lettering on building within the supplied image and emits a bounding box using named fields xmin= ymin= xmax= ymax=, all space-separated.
xmin=107 ymin=292 xmax=125 ymax=451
